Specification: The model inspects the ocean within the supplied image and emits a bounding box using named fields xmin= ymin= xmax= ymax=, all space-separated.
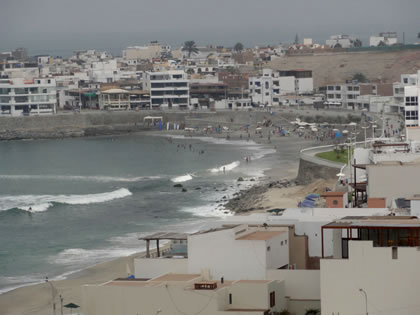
xmin=0 ymin=133 xmax=278 ymax=294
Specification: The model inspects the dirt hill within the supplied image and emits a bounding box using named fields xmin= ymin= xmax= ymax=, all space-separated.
xmin=267 ymin=49 xmax=420 ymax=88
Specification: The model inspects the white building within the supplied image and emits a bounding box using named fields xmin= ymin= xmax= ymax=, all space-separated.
xmin=369 ymin=32 xmax=398 ymax=46
xmin=188 ymin=225 xmax=290 ymax=280
xmin=249 ymin=69 xmax=313 ymax=106
xmin=144 ymin=70 xmax=190 ymax=109
xmin=0 ymin=78 xmax=56 ymax=116
xmin=321 ymin=216 xmax=420 ymax=315
xmin=0 ymin=61 xmax=39 ymax=80
xmin=402 ymin=72 xmax=420 ymax=127
xmin=83 ymin=273 xmax=286 ymax=315
xmin=326 ymin=35 xmax=360 ymax=48
xmin=325 ymin=83 xmax=360 ymax=109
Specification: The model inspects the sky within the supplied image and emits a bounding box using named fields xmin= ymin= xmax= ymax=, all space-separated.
xmin=1 ymin=0 xmax=419 ymax=56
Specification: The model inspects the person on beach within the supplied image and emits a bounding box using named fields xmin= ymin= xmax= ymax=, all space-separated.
xmin=223 ymin=166 xmax=226 ymax=174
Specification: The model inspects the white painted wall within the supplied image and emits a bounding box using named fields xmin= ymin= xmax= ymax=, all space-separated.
xmin=321 ymin=241 xmax=420 ymax=315
xmin=188 ymin=226 xmax=289 ymax=280
xmin=82 ymin=279 xmax=284 ymax=315
xmin=134 ymin=258 xmax=188 ymax=279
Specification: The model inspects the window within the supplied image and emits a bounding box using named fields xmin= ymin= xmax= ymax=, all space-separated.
xmin=265 ymin=82 xmax=269 ymax=89
xmin=281 ymin=241 xmax=283 ymax=246
xmin=405 ymin=110 xmax=419 ymax=120
xmin=392 ymin=247 xmax=398 ymax=259
xmin=265 ymin=92 xmax=269 ymax=96
xmin=269 ymin=291 xmax=275 ymax=307
xmin=328 ymin=86 xmax=334 ymax=90
xmin=333 ymin=199 xmax=338 ymax=205
xmin=267 ymin=246 xmax=271 ymax=251
xmin=229 ymin=293 xmax=232 ymax=304
xmin=403 ymin=78 xmax=408 ymax=84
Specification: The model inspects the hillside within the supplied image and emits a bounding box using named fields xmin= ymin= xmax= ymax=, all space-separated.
xmin=267 ymin=49 xmax=420 ymax=88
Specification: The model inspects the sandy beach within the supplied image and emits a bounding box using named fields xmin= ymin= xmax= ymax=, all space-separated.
xmin=0 ymin=116 xmax=328 ymax=315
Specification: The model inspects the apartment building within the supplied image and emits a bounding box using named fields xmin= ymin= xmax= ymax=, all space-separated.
xmin=369 ymin=32 xmax=398 ymax=46
xmin=144 ymin=70 xmax=189 ymax=109
xmin=323 ymin=82 xmax=360 ymax=109
xmin=0 ymin=61 xmax=39 ymax=80
xmin=249 ymin=69 xmax=313 ymax=106
xmin=321 ymin=217 xmax=420 ymax=315
xmin=391 ymin=71 xmax=420 ymax=126
xmin=0 ymin=78 xmax=57 ymax=116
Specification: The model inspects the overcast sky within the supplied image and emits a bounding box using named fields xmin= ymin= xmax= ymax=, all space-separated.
xmin=1 ymin=0 xmax=419 ymax=55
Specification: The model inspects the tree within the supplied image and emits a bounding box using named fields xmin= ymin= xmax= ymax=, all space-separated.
xmin=334 ymin=43 xmax=342 ymax=49
xmin=352 ymin=72 xmax=368 ymax=83
xmin=378 ymin=40 xmax=386 ymax=47
xmin=186 ymin=68 xmax=194 ymax=75
xmin=353 ymin=39 xmax=362 ymax=47
xmin=182 ymin=41 xmax=199 ymax=58
xmin=234 ymin=42 xmax=244 ymax=52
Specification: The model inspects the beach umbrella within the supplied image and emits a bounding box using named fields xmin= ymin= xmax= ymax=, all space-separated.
xmin=64 ymin=303 xmax=80 ymax=314
xmin=348 ymin=122 xmax=357 ymax=126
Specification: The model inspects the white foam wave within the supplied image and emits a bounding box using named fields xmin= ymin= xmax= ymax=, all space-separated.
xmin=0 ymin=174 xmax=161 ymax=183
xmin=181 ymin=204 xmax=233 ymax=218
xmin=52 ymin=247 xmax=138 ymax=266
xmin=0 ymin=188 xmax=132 ymax=212
xmin=171 ymin=174 xmax=193 ymax=183
xmin=210 ymin=161 xmax=240 ymax=173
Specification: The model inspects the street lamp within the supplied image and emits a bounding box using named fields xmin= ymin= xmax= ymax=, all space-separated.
xmin=45 ymin=277 xmax=57 ymax=315
xmin=359 ymin=288 xmax=368 ymax=315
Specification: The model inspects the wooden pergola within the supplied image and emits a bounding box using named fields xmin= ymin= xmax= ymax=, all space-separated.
xmin=139 ymin=232 xmax=189 ymax=258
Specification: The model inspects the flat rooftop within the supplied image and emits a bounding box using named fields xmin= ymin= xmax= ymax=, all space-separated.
xmin=324 ymin=216 xmax=420 ymax=228
xmin=236 ymin=230 xmax=285 ymax=240
xmin=151 ymin=273 xmax=200 ymax=282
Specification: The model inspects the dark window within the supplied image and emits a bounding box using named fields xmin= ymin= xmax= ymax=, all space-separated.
xmin=392 ymin=247 xmax=398 ymax=259
xmin=269 ymin=291 xmax=275 ymax=307
xmin=229 ymin=293 xmax=232 ymax=304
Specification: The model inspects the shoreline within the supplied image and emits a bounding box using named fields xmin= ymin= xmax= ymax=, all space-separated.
xmin=0 ymin=122 xmax=321 ymax=314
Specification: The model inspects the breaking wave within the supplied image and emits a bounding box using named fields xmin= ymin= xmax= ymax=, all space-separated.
xmin=0 ymin=174 xmax=161 ymax=183
xmin=210 ymin=161 xmax=240 ymax=173
xmin=171 ymin=174 xmax=193 ymax=183
xmin=0 ymin=188 xmax=132 ymax=212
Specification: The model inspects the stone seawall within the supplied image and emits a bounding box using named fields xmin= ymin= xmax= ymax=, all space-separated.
xmin=0 ymin=111 xmax=195 ymax=140
xmin=296 ymin=158 xmax=341 ymax=185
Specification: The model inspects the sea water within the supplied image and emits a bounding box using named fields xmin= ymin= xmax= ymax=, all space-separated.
xmin=0 ymin=134 xmax=279 ymax=293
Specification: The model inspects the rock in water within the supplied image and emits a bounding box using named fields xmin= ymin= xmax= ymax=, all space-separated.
xmin=237 ymin=177 xmax=244 ymax=182
xmin=173 ymin=184 xmax=183 ymax=188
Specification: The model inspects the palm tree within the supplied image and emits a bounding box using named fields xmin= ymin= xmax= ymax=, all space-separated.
xmin=234 ymin=42 xmax=244 ymax=52
xmin=182 ymin=41 xmax=199 ymax=58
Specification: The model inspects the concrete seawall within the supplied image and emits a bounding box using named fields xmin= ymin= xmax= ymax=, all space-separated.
xmin=297 ymin=145 xmax=345 ymax=185
xmin=0 ymin=111 xmax=194 ymax=140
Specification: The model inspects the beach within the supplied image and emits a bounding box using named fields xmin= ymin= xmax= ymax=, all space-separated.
xmin=0 ymin=116 xmax=326 ymax=315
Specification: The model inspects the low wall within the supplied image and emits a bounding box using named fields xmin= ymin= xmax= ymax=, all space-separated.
xmin=0 ymin=111 xmax=194 ymax=140
xmin=296 ymin=158 xmax=341 ymax=185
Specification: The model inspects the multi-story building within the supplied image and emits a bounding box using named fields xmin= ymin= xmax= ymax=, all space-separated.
xmin=324 ymin=82 xmax=360 ymax=109
xmin=249 ymin=69 xmax=313 ymax=106
xmin=392 ymin=71 xmax=420 ymax=126
xmin=0 ymin=61 xmax=39 ymax=80
xmin=369 ymin=32 xmax=398 ymax=46
xmin=0 ymin=78 xmax=57 ymax=116
xmin=144 ymin=70 xmax=190 ymax=109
